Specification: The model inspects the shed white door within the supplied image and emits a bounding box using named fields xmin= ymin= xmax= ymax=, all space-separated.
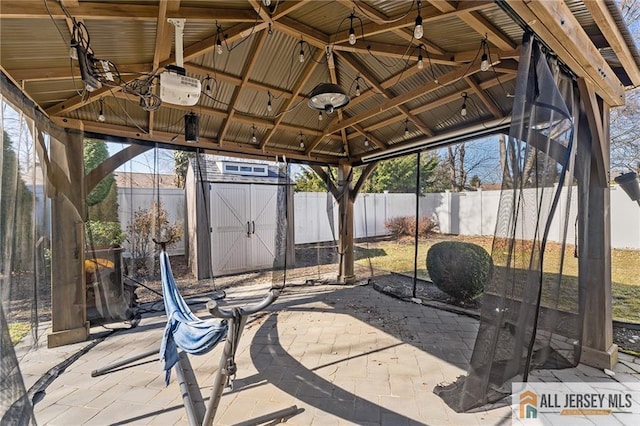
xmin=210 ymin=183 xmax=279 ymax=275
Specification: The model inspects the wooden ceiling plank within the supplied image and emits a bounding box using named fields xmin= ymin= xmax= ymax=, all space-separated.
xmin=505 ymin=0 xmax=625 ymax=107
xmin=272 ymin=0 xmax=310 ymax=21
xmin=427 ymin=1 xmax=457 ymax=13
xmin=1 ymin=1 xmax=256 ymax=22
xmin=274 ymin=16 xmax=330 ymax=49
xmin=463 ymin=76 xmax=503 ymax=118
xmin=582 ymin=0 xmax=640 ymax=87
xmin=326 ymin=49 xmax=350 ymax=155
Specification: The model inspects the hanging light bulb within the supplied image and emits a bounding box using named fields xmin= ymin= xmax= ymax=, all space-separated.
xmin=404 ymin=120 xmax=410 ymax=137
xmin=480 ymin=52 xmax=489 ymax=72
xmin=364 ymin=137 xmax=369 ymax=147
xmin=348 ymin=13 xmax=357 ymax=45
xmin=349 ymin=27 xmax=356 ymax=45
xmin=98 ymin=98 xmax=106 ymax=122
xmin=418 ymin=53 xmax=424 ymax=70
xmin=318 ymin=111 xmax=323 ymax=121
xmin=251 ymin=125 xmax=257 ymax=143
xmin=355 ymin=81 xmax=361 ymax=97
xmin=263 ymin=0 xmax=271 ymax=7
xmin=267 ymin=92 xmax=273 ymax=112
xmin=216 ymin=38 xmax=223 ymax=55
xmin=414 ymin=1 xmax=423 ymax=39
xmin=299 ymin=41 xmax=305 ymax=63
xmin=461 ymin=93 xmax=468 ymax=117
xmin=299 ymin=133 xmax=305 ymax=149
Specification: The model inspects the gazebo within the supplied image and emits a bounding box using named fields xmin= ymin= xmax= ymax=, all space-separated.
xmin=1 ymin=0 xmax=639 ymax=376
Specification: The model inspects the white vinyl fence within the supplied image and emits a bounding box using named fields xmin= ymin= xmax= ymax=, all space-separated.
xmin=118 ymin=186 xmax=640 ymax=253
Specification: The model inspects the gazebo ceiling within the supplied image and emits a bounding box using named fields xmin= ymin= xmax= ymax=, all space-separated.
xmin=1 ymin=0 xmax=639 ymax=165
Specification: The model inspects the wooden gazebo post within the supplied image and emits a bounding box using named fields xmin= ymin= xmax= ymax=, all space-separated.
xmin=313 ymin=161 xmax=378 ymax=284
xmin=578 ymin=78 xmax=618 ymax=369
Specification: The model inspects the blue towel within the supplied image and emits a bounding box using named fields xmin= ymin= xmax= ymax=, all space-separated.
xmin=158 ymin=251 xmax=228 ymax=384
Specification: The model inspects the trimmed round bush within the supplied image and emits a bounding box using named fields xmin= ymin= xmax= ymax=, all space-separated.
xmin=426 ymin=241 xmax=492 ymax=303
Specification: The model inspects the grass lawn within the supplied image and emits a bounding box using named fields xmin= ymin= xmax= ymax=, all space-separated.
xmin=9 ymin=322 xmax=31 ymax=345
xmin=355 ymin=234 xmax=640 ymax=323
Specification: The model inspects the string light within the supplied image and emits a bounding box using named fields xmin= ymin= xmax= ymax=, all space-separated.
xmin=348 ymin=14 xmax=357 ymax=45
xmin=364 ymin=135 xmax=369 ymax=147
xmin=418 ymin=52 xmax=424 ymax=70
xmin=216 ymin=36 xmax=223 ymax=55
xmin=267 ymin=91 xmax=273 ymax=112
xmin=461 ymin=93 xmax=468 ymax=117
xmin=299 ymin=40 xmax=305 ymax=63
xmin=251 ymin=125 xmax=257 ymax=143
xmin=414 ymin=1 xmax=423 ymax=39
xmin=404 ymin=119 xmax=410 ymax=137
xmin=299 ymin=132 xmax=305 ymax=148
xmin=98 ymin=98 xmax=106 ymax=122
xmin=355 ymin=79 xmax=361 ymax=97
xmin=318 ymin=111 xmax=323 ymax=121
xmin=480 ymin=38 xmax=489 ymax=71
xmin=263 ymin=0 xmax=271 ymax=7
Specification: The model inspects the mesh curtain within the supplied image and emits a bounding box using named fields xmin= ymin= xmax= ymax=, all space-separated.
xmin=437 ymin=33 xmax=585 ymax=411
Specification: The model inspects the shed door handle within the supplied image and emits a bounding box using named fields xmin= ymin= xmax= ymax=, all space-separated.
xmin=251 ymin=221 xmax=255 ymax=234
xmin=247 ymin=221 xmax=251 ymax=237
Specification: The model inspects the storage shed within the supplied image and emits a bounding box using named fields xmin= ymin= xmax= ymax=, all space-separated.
xmin=185 ymin=157 xmax=294 ymax=279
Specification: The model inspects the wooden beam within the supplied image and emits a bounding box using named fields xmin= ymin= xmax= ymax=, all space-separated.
xmin=336 ymin=51 xmax=434 ymax=137
xmin=86 ymin=144 xmax=152 ymax=192
xmin=332 ymin=43 xmax=456 ymax=66
xmin=260 ymin=48 xmax=324 ymax=149
xmin=458 ymin=11 xmax=516 ymax=51
xmin=463 ymin=76 xmax=503 ymax=118
xmin=577 ymin=77 xmax=609 ymax=185
xmin=54 ymin=117 xmax=339 ymax=164
xmin=352 ymin=162 xmax=378 ymax=199
xmin=505 ymin=0 xmax=625 ymax=106
xmin=310 ymin=166 xmax=339 ymax=199
xmin=326 ymin=55 xmax=484 ymax=135
xmin=327 ymin=49 xmax=349 ymax=156
xmin=583 ymin=0 xmax=640 ymax=87
xmin=218 ymin=30 xmax=269 ymax=145
xmin=6 ymin=64 xmax=152 ymax=81
xmin=0 ymin=1 xmax=256 ymax=22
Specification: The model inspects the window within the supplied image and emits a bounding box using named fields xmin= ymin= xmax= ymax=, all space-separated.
xmin=222 ymin=162 xmax=269 ymax=176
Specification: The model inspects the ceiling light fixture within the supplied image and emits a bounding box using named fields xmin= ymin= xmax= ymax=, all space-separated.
xmin=251 ymin=125 xmax=257 ymax=143
xmin=318 ymin=111 xmax=323 ymax=121
xmin=414 ymin=1 xmax=423 ymax=39
xmin=98 ymin=97 xmax=106 ymax=122
xmin=461 ymin=92 xmax=468 ymax=117
xmin=404 ymin=119 xmax=410 ymax=137
xmin=299 ymin=132 xmax=305 ymax=149
xmin=267 ymin=91 xmax=273 ymax=112
xmin=417 ymin=46 xmax=424 ymax=70
xmin=308 ymin=83 xmax=350 ymax=114
xmin=185 ymin=112 xmax=199 ymax=143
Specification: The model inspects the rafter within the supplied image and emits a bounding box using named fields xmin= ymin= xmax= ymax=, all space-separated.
xmin=326 ymin=55 xmax=484 ymax=135
xmin=332 ymin=42 xmax=456 ymax=66
xmin=463 ymin=76 xmax=503 ymax=118
xmin=457 ymin=11 xmax=516 ymax=51
xmin=505 ymin=0 xmax=625 ymax=106
xmin=336 ymin=51 xmax=434 ymax=137
xmin=583 ymin=0 xmax=640 ymax=87
xmin=218 ymin=30 xmax=269 ymax=145
xmin=0 ymin=1 xmax=257 ymax=22
xmin=260 ymin=48 xmax=324 ymax=149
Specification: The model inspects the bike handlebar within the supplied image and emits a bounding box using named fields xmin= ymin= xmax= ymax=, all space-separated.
xmin=207 ymin=289 xmax=280 ymax=319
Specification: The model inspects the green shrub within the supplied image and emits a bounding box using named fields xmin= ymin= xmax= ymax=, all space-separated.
xmin=426 ymin=241 xmax=492 ymax=303
xmin=86 ymin=220 xmax=125 ymax=247
xmin=385 ymin=215 xmax=438 ymax=239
